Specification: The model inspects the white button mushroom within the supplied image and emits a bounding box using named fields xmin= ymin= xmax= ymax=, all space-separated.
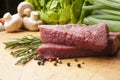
xmin=17 ymin=1 xmax=35 ymax=17
xmin=3 ymin=12 xmax=22 ymax=32
xmin=23 ymin=11 xmax=43 ymax=31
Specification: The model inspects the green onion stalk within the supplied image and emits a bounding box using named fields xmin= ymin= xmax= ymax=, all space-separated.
xmin=83 ymin=0 xmax=120 ymax=32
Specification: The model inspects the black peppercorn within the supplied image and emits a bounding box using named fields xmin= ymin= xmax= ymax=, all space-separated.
xmin=56 ymin=57 xmax=59 ymax=62
xmin=77 ymin=64 xmax=81 ymax=68
xmin=55 ymin=57 xmax=62 ymax=64
xmin=67 ymin=63 xmax=71 ymax=67
xmin=82 ymin=62 xmax=85 ymax=64
xmin=41 ymin=58 xmax=45 ymax=62
xmin=34 ymin=56 xmax=41 ymax=60
xmin=74 ymin=58 xmax=78 ymax=62
xmin=37 ymin=61 xmax=41 ymax=65
xmin=37 ymin=58 xmax=46 ymax=66
xmin=41 ymin=62 xmax=44 ymax=65
xmin=54 ymin=62 xmax=57 ymax=66
xmin=57 ymin=60 xmax=62 ymax=64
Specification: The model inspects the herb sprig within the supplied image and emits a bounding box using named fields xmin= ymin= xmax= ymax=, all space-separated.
xmin=3 ymin=36 xmax=42 ymax=65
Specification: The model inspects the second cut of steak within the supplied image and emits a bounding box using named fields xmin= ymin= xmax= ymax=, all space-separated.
xmin=39 ymin=23 xmax=108 ymax=52
xmin=37 ymin=35 xmax=120 ymax=60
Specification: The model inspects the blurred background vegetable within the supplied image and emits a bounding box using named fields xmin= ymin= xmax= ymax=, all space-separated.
xmin=24 ymin=0 xmax=120 ymax=31
xmin=1 ymin=0 xmax=120 ymax=32
xmin=25 ymin=0 xmax=84 ymax=24
xmin=83 ymin=0 xmax=120 ymax=32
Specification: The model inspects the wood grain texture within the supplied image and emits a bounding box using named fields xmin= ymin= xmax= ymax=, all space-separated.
xmin=0 ymin=31 xmax=120 ymax=80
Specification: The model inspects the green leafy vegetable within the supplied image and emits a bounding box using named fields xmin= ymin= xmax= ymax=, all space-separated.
xmin=4 ymin=36 xmax=42 ymax=65
xmin=70 ymin=0 xmax=84 ymax=23
xmin=25 ymin=0 xmax=85 ymax=24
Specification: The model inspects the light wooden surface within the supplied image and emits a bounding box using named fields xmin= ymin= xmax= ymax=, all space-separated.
xmin=0 ymin=31 xmax=120 ymax=80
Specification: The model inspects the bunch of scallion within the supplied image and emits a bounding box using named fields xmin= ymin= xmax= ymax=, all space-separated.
xmin=3 ymin=36 xmax=41 ymax=65
xmin=83 ymin=0 xmax=120 ymax=32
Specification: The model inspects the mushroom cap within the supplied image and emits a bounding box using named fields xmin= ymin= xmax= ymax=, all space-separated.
xmin=17 ymin=1 xmax=35 ymax=17
xmin=30 ymin=11 xmax=39 ymax=20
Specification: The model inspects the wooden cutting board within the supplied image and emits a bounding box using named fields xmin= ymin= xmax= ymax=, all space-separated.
xmin=0 ymin=31 xmax=120 ymax=80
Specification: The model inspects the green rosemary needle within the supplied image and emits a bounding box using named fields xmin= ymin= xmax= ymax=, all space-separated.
xmin=3 ymin=35 xmax=42 ymax=65
xmin=15 ymin=52 xmax=38 ymax=65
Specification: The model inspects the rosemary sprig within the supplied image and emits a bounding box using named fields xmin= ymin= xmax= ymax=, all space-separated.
xmin=3 ymin=35 xmax=42 ymax=65
xmin=4 ymin=36 xmax=41 ymax=49
xmin=15 ymin=52 xmax=37 ymax=65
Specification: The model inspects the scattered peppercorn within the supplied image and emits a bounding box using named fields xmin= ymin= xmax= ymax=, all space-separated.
xmin=55 ymin=57 xmax=62 ymax=64
xmin=37 ymin=57 xmax=84 ymax=68
xmin=82 ymin=62 xmax=85 ymax=64
xmin=77 ymin=64 xmax=81 ymax=68
xmin=56 ymin=57 xmax=59 ymax=62
xmin=41 ymin=62 xmax=44 ymax=65
xmin=67 ymin=62 xmax=71 ymax=67
xmin=58 ymin=60 xmax=62 ymax=64
xmin=53 ymin=62 xmax=57 ymax=66
xmin=56 ymin=59 xmax=62 ymax=64
xmin=34 ymin=55 xmax=41 ymax=60
xmin=41 ymin=58 xmax=45 ymax=63
xmin=74 ymin=58 xmax=78 ymax=62
xmin=37 ymin=61 xmax=41 ymax=65
xmin=37 ymin=58 xmax=46 ymax=66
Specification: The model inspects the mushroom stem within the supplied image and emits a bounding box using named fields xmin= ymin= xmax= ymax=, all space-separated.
xmin=30 ymin=11 xmax=39 ymax=20
xmin=23 ymin=11 xmax=43 ymax=31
